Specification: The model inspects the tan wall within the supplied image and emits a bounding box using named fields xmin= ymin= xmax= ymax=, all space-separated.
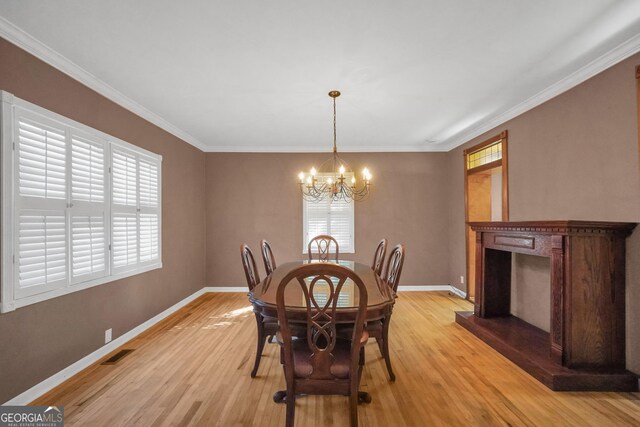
xmin=0 ymin=38 xmax=207 ymax=402
xmin=205 ymin=152 xmax=451 ymax=287
xmin=447 ymin=52 xmax=640 ymax=371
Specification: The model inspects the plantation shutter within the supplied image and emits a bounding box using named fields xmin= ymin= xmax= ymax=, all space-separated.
xmin=70 ymin=133 xmax=108 ymax=283
xmin=303 ymin=177 xmax=354 ymax=253
xmin=111 ymin=147 xmax=138 ymax=271
xmin=138 ymin=157 xmax=160 ymax=264
xmin=2 ymin=93 xmax=163 ymax=313
xmin=328 ymin=198 xmax=353 ymax=252
xmin=111 ymin=148 xmax=161 ymax=272
xmin=14 ymin=112 xmax=68 ymax=298
xmin=305 ymin=198 xmax=329 ymax=244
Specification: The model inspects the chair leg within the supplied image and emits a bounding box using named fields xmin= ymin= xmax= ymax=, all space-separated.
xmin=381 ymin=317 xmax=396 ymax=381
xmin=349 ymin=376 xmax=359 ymax=426
xmin=285 ymin=383 xmax=296 ymax=427
xmin=251 ymin=313 xmax=267 ymax=378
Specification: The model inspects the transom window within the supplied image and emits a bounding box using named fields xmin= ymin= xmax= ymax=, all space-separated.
xmin=467 ymin=140 xmax=503 ymax=170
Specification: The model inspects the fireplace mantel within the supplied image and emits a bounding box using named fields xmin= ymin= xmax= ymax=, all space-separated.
xmin=455 ymin=220 xmax=637 ymax=391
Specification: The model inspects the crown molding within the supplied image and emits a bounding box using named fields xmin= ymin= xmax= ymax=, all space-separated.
xmin=436 ymin=32 xmax=640 ymax=151
xmin=201 ymin=143 xmax=449 ymax=153
xmin=0 ymin=16 xmax=208 ymax=152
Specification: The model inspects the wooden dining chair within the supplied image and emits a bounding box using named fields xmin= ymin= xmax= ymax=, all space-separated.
xmin=369 ymin=243 xmax=405 ymax=381
xmin=241 ymin=244 xmax=277 ymax=377
xmin=384 ymin=244 xmax=405 ymax=293
xmin=371 ymin=238 xmax=387 ymax=276
xmin=307 ymin=235 xmax=339 ymax=261
xmin=275 ymin=263 xmax=369 ymax=427
xmin=260 ymin=239 xmax=277 ymax=276
xmin=349 ymin=243 xmax=405 ymax=381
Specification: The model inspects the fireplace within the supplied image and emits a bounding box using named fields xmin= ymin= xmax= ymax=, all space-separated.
xmin=455 ymin=221 xmax=638 ymax=391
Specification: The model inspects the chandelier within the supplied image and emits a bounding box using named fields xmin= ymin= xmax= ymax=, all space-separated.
xmin=298 ymin=90 xmax=372 ymax=203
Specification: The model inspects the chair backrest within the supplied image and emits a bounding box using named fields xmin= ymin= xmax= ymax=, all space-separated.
xmin=307 ymin=235 xmax=339 ymax=261
xmin=276 ymin=263 xmax=368 ymax=380
xmin=260 ymin=239 xmax=277 ymax=276
xmin=240 ymin=244 xmax=260 ymax=291
xmin=371 ymin=238 xmax=387 ymax=276
xmin=384 ymin=244 xmax=405 ymax=293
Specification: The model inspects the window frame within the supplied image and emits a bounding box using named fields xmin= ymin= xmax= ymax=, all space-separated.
xmin=302 ymin=190 xmax=355 ymax=255
xmin=1 ymin=91 xmax=162 ymax=313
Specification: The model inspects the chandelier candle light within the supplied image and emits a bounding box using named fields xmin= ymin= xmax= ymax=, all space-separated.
xmin=298 ymin=90 xmax=372 ymax=203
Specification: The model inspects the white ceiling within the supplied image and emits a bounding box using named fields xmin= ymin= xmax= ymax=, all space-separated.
xmin=1 ymin=1 xmax=640 ymax=152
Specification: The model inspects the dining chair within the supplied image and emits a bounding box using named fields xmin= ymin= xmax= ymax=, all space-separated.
xmin=307 ymin=234 xmax=339 ymax=261
xmin=260 ymin=239 xmax=277 ymax=276
xmin=241 ymin=244 xmax=277 ymax=377
xmin=275 ymin=263 xmax=369 ymax=427
xmin=370 ymin=243 xmax=405 ymax=381
xmin=348 ymin=243 xmax=405 ymax=381
xmin=371 ymin=238 xmax=387 ymax=276
xmin=384 ymin=244 xmax=405 ymax=293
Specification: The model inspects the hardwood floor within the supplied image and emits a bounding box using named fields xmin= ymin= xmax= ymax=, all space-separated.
xmin=33 ymin=292 xmax=640 ymax=426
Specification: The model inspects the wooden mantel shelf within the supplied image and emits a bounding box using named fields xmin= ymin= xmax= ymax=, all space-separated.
xmin=468 ymin=220 xmax=636 ymax=236
xmin=456 ymin=220 xmax=638 ymax=392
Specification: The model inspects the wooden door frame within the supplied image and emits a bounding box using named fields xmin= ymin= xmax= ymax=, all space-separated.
xmin=463 ymin=130 xmax=509 ymax=301
xmin=636 ymin=66 xmax=640 ymax=163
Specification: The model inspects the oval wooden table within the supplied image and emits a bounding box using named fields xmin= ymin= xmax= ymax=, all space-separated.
xmin=248 ymin=260 xmax=396 ymax=404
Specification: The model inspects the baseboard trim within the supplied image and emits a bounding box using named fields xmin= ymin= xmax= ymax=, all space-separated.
xmin=204 ymin=286 xmax=247 ymax=292
xmin=397 ymin=285 xmax=466 ymax=299
xmin=2 ymin=287 xmax=208 ymax=406
xmin=205 ymin=285 xmax=467 ymax=295
xmin=397 ymin=285 xmax=449 ymax=292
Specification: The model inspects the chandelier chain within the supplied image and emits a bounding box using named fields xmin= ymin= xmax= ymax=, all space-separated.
xmin=333 ymin=96 xmax=337 ymax=154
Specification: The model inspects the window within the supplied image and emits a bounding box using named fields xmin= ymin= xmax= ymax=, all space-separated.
xmin=466 ymin=139 xmax=503 ymax=170
xmin=1 ymin=91 xmax=162 ymax=313
xmin=303 ymin=194 xmax=355 ymax=254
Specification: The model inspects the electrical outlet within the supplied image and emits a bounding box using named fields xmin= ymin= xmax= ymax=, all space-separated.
xmin=460 ymin=275 xmax=465 ymax=284
xmin=105 ymin=328 xmax=112 ymax=344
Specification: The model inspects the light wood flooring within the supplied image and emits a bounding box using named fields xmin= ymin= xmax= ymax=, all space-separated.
xmin=34 ymin=292 xmax=640 ymax=426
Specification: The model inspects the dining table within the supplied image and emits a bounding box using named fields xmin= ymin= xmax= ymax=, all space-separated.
xmin=248 ymin=259 xmax=396 ymax=403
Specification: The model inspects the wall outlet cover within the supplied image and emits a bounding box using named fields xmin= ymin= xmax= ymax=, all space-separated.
xmin=105 ymin=328 xmax=112 ymax=344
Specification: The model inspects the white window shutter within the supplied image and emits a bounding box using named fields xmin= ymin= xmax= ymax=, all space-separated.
xmin=16 ymin=212 xmax=67 ymax=298
xmin=2 ymin=94 xmax=162 ymax=313
xmin=70 ymin=133 xmax=108 ymax=283
xmin=71 ymin=134 xmax=105 ymax=203
xmin=112 ymin=213 xmax=138 ymax=268
xmin=329 ymin=198 xmax=353 ymax=252
xmin=71 ymin=214 xmax=107 ymax=279
xmin=17 ymin=118 xmax=66 ymax=200
xmin=139 ymin=159 xmax=158 ymax=208
xmin=111 ymin=147 xmax=138 ymax=273
xmin=302 ymin=182 xmax=355 ymax=254
xmin=112 ymin=149 xmax=137 ymax=207
xmin=305 ymin=199 xmax=329 ymax=243
xmin=139 ymin=213 xmax=159 ymax=262
xmin=138 ymin=155 xmax=160 ymax=264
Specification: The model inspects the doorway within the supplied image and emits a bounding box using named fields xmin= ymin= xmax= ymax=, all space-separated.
xmin=464 ymin=131 xmax=509 ymax=301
